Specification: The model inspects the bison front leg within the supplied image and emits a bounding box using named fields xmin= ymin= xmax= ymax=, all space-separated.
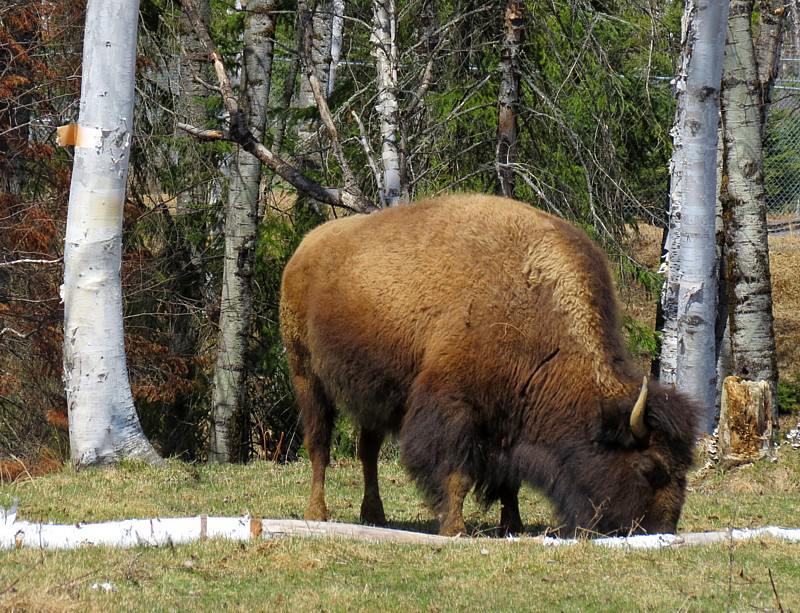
xmin=294 ymin=374 xmax=335 ymax=522
xmin=500 ymin=486 xmax=524 ymax=535
xmin=358 ymin=427 xmax=387 ymax=526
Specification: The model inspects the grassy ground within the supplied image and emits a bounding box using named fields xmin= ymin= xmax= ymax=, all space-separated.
xmin=2 ymin=443 xmax=800 ymax=612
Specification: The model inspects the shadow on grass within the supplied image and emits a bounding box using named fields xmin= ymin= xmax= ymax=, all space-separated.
xmin=385 ymin=519 xmax=550 ymax=538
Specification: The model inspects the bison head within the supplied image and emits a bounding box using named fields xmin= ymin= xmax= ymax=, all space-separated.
xmin=533 ymin=379 xmax=698 ymax=537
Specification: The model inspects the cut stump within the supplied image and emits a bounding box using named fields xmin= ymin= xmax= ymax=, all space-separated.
xmin=718 ymin=376 xmax=774 ymax=466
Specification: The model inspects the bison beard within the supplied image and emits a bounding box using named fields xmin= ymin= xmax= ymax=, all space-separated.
xmin=280 ymin=194 xmax=698 ymax=537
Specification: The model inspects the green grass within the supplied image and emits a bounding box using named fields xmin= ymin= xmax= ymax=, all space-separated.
xmin=2 ymin=447 xmax=800 ymax=612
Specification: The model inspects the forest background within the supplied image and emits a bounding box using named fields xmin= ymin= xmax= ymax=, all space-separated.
xmin=2 ymin=0 xmax=800 ymax=470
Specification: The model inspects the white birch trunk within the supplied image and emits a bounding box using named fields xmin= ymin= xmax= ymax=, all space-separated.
xmin=658 ymin=6 xmax=693 ymax=387
xmin=210 ymin=0 xmax=275 ymax=463
xmin=719 ymin=0 xmax=779 ymax=418
xmin=671 ymin=0 xmax=729 ymax=433
xmin=327 ymin=0 xmax=345 ymax=98
xmin=62 ymin=0 xmax=161 ymax=467
xmin=371 ymin=0 xmax=402 ymax=206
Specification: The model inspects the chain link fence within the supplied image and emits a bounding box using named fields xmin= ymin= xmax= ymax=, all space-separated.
xmin=766 ymin=73 xmax=800 ymax=218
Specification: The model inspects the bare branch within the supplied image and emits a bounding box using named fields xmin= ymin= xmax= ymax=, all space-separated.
xmin=192 ymin=75 xmax=223 ymax=94
xmin=350 ymin=110 xmax=383 ymax=194
xmin=1 ymin=327 xmax=29 ymax=339
xmin=0 ymin=258 xmax=62 ymax=268
xmin=177 ymin=123 xmax=358 ymax=212
xmin=180 ymin=0 xmax=373 ymax=213
xmin=177 ymin=123 xmax=225 ymax=140
xmin=298 ymin=0 xmax=374 ymax=212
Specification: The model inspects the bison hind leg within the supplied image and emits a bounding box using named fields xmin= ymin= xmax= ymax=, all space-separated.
xmin=293 ymin=371 xmax=336 ymax=522
xmin=400 ymin=379 xmax=480 ymax=536
xmin=475 ymin=475 xmax=524 ymax=536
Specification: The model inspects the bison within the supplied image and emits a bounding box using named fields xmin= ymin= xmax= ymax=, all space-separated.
xmin=279 ymin=194 xmax=698 ymax=537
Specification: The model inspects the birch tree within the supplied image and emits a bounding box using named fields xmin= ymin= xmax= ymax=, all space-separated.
xmin=496 ymin=0 xmax=523 ymax=199
xmin=62 ymin=0 xmax=161 ymax=467
xmin=328 ymin=0 xmax=345 ymax=97
xmin=210 ymin=0 xmax=276 ymax=463
xmin=659 ymin=0 xmax=729 ymax=432
xmin=719 ymin=0 xmax=783 ymax=418
xmin=295 ymin=1 xmax=334 ymax=182
xmin=371 ymin=0 xmax=403 ymax=206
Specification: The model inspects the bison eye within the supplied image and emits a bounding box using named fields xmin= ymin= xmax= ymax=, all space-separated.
xmin=634 ymin=455 xmax=669 ymax=487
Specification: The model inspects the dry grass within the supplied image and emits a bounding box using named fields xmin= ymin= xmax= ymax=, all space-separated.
xmin=769 ymin=231 xmax=800 ymax=382
xmin=2 ymin=455 xmax=800 ymax=612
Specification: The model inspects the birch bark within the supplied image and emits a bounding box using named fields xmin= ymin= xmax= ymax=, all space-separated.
xmin=496 ymin=0 xmax=523 ymax=199
xmin=327 ymin=0 xmax=345 ymax=98
xmin=371 ymin=0 xmax=402 ymax=206
xmin=63 ymin=0 xmax=161 ymax=467
xmin=657 ymin=6 xmax=693 ymax=387
xmin=719 ymin=0 xmax=780 ymax=419
xmin=662 ymin=0 xmax=729 ymax=432
xmin=209 ymin=0 xmax=276 ymax=463
xmin=755 ymin=0 xmax=786 ymax=135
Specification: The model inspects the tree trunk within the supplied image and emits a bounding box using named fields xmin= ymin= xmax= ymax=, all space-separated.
xmin=209 ymin=0 xmax=276 ymax=463
xmin=177 ymin=0 xmax=212 ymax=213
xmin=719 ymin=0 xmax=780 ymax=420
xmin=327 ymin=0 xmax=345 ymax=97
xmin=660 ymin=0 xmax=729 ymax=433
xmin=295 ymin=0 xmax=333 ymax=183
xmin=371 ymin=0 xmax=403 ymax=206
xmin=496 ymin=0 xmax=523 ymax=199
xmin=718 ymin=376 xmax=774 ymax=466
xmin=63 ymin=0 xmax=161 ymax=467
xmin=657 ymin=5 xmax=693 ymax=387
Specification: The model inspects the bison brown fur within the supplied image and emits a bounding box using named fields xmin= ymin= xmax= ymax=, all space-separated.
xmin=279 ymin=194 xmax=698 ymax=537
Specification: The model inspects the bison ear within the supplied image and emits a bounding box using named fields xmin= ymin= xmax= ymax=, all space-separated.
xmin=590 ymin=407 xmax=637 ymax=448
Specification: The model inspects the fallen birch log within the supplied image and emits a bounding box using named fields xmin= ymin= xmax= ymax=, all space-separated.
xmin=3 ymin=502 xmax=800 ymax=551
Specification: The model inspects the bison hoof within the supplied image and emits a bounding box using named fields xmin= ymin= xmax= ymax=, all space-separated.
xmin=439 ymin=519 xmax=467 ymax=537
xmin=360 ymin=496 xmax=387 ymax=526
xmin=501 ymin=521 xmax=524 ymax=536
xmin=304 ymin=501 xmax=328 ymax=522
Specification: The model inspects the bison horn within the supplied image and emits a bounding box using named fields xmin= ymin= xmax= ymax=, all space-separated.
xmin=630 ymin=376 xmax=648 ymax=438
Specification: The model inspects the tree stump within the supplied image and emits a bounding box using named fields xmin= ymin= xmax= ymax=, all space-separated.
xmin=718 ymin=376 xmax=774 ymax=467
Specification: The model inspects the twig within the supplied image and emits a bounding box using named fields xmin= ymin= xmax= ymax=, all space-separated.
xmin=0 ymin=258 xmax=62 ymax=268
xmin=271 ymin=432 xmax=285 ymax=464
xmin=350 ymin=110 xmax=383 ymax=194
xmin=768 ymin=569 xmax=784 ymax=613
